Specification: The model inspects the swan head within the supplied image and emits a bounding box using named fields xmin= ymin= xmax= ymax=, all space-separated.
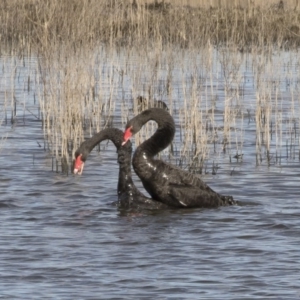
xmin=73 ymin=153 xmax=85 ymax=175
xmin=122 ymin=110 xmax=154 ymax=145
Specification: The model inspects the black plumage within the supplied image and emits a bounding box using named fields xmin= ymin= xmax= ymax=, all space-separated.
xmin=123 ymin=108 xmax=236 ymax=208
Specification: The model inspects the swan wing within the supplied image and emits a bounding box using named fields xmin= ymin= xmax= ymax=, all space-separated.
xmin=168 ymin=185 xmax=224 ymax=208
xmin=157 ymin=161 xmax=217 ymax=193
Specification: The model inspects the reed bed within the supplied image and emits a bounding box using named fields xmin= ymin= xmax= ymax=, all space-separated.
xmin=0 ymin=0 xmax=300 ymax=173
xmin=2 ymin=0 xmax=300 ymax=50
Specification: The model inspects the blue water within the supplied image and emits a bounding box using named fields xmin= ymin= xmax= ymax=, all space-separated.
xmin=0 ymin=51 xmax=300 ymax=299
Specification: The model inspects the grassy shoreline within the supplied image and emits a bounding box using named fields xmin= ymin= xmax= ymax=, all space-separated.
xmin=135 ymin=0 xmax=297 ymax=9
xmin=1 ymin=0 xmax=300 ymax=50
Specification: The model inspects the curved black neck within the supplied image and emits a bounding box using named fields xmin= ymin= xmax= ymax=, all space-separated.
xmin=76 ymin=128 xmax=136 ymax=196
xmin=117 ymin=147 xmax=137 ymax=196
xmin=133 ymin=108 xmax=175 ymax=158
xmin=78 ymin=128 xmax=123 ymax=155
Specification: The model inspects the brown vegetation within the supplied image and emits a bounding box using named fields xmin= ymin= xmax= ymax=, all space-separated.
xmin=1 ymin=0 xmax=300 ymax=50
xmin=0 ymin=0 xmax=299 ymax=173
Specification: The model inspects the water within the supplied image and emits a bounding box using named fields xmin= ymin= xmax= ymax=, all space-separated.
xmin=1 ymin=52 xmax=300 ymax=299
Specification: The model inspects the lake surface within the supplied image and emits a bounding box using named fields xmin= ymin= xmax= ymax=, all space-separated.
xmin=0 ymin=51 xmax=300 ymax=299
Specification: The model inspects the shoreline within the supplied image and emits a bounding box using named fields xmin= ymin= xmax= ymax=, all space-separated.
xmin=1 ymin=0 xmax=300 ymax=49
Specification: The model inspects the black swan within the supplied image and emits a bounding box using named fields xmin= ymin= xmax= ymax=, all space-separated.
xmin=122 ymin=108 xmax=236 ymax=208
xmin=136 ymin=96 xmax=169 ymax=112
xmin=73 ymin=128 xmax=168 ymax=210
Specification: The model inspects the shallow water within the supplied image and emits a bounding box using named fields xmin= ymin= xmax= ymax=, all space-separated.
xmin=1 ymin=52 xmax=300 ymax=299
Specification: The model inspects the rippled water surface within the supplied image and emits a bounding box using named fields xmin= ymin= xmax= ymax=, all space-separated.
xmin=1 ymin=52 xmax=300 ymax=299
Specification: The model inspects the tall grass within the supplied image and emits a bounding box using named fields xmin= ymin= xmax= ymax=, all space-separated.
xmin=0 ymin=0 xmax=300 ymax=173
xmin=2 ymin=0 xmax=300 ymax=50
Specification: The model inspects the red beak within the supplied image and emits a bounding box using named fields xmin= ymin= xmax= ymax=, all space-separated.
xmin=73 ymin=154 xmax=84 ymax=175
xmin=122 ymin=127 xmax=132 ymax=146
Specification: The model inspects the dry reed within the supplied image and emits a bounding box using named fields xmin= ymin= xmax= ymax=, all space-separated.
xmin=1 ymin=0 xmax=300 ymax=173
xmin=1 ymin=0 xmax=300 ymax=50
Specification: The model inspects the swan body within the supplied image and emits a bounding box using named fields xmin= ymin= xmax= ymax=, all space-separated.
xmin=122 ymin=108 xmax=236 ymax=208
xmin=74 ymin=128 xmax=168 ymax=210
